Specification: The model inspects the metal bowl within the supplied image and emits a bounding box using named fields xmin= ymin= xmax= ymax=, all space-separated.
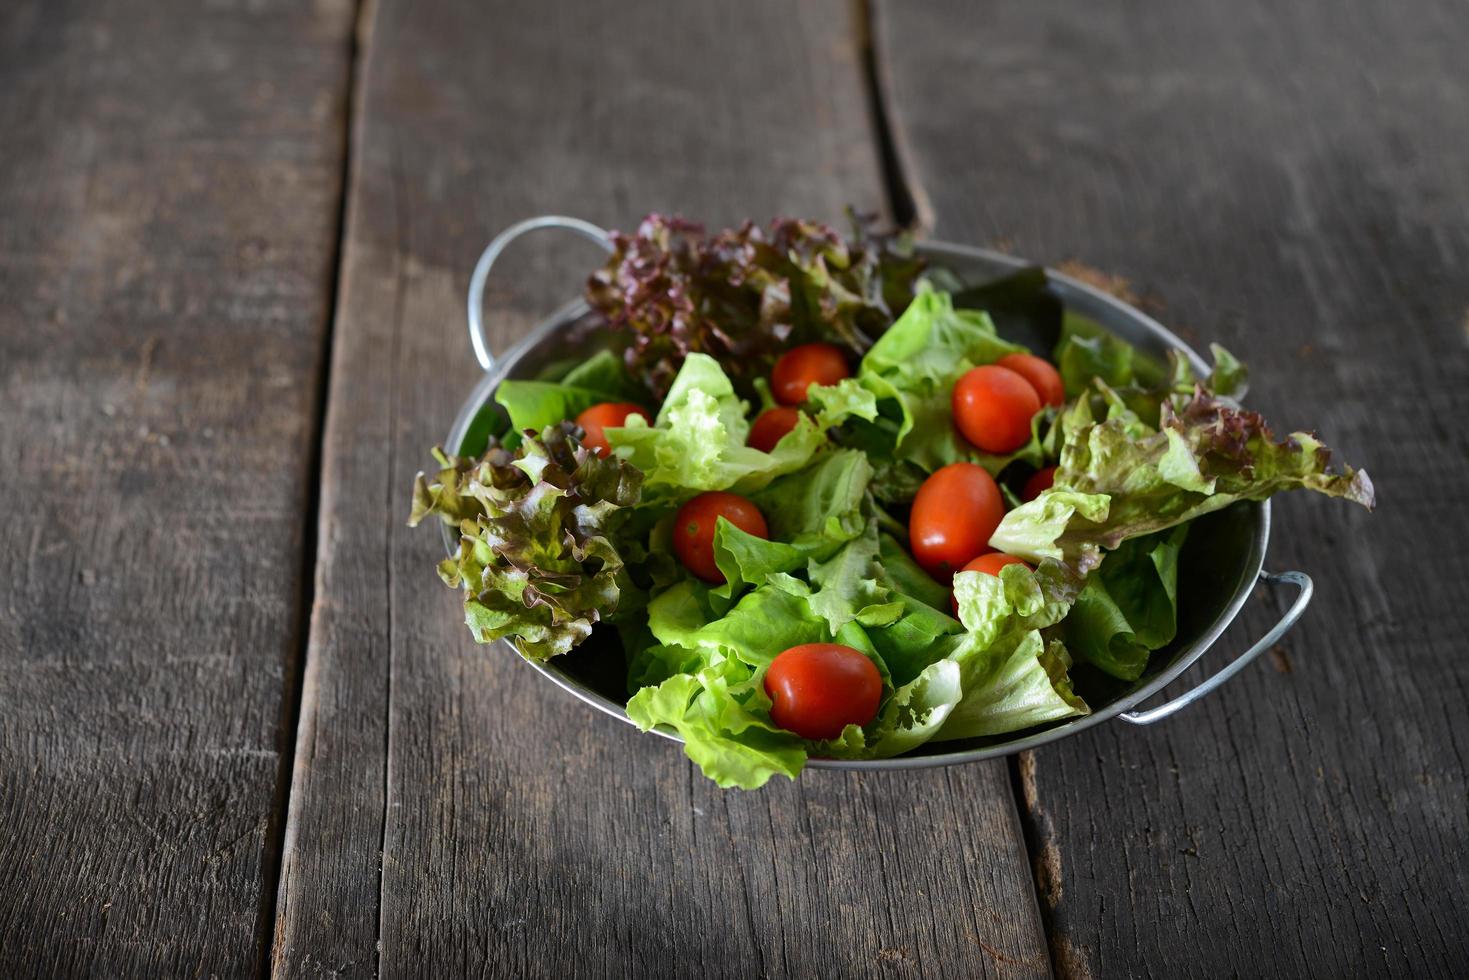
xmin=443 ymin=217 xmax=1313 ymax=770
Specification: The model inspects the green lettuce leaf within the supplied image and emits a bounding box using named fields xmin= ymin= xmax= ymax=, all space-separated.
xmin=820 ymin=657 xmax=965 ymax=761
xmin=711 ymin=520 xmax=810 ymax=600
xmin=876 ymin=532 xmax=950 ymax=612
xmin=493 ymin=380 xmax=628 ymax=437
xmin=646 ymin=580 xmax=828 ymax=669
xmin=935 ymin=632 xmax=1088 ymax=740
xmin=933 ymin=562 xmax=1088 ymax=740
xmin=626 ymin=667 xmax=806 ymax=790
xmin=862 ymin=590 xmax=963 ymax=686
xmin=804 ymin=523 xmax=905 ymax=634
xmin=808 ymin=376 xmax=879 ymax=430
xmin=807 ymin=284 xmax=1046 ymax=486
xmin=559 ymin=349 xmax=650 ymax=402
xmin=1063 ymin=525 xmax=1188 ymax=680
xmin=494 ymin=351 xmax=650 ymax=436
xmin=1053 ymin=311 xmax=1166 ymax=398
xmin=987 ymin=488 xmax=1114 ymax=573
xmin=408 ymin=422 xmax=642 ymax=660
xmin=750 ymin=449 xmax=871 ymax=552
xmin=608 ymin=353 xmax=825 ymax=497
xmin=861 ymin=283 xmax=1026 ymax=382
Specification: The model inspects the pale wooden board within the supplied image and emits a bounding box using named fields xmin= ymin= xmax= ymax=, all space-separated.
xmin=0 ymin=0 xmax=354 ymax=976
xmin=274 ymin=1 xmax=1050 ymax=977
xmin=875 ymin=0 xmax=1469 ymax=976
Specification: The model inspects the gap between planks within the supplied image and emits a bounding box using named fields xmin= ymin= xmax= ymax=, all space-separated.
xmin=256 ymin=0 xmax=372 ymax=976
xmin=858 ymin=1 xmax=1062 ymax=975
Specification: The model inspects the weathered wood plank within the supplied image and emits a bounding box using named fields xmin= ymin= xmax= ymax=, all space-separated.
xmin=274 ymin=1 xmax=1050 ymax=977
xmin=0 ymin=1 xmax=354 ymax=976
xmin=875 ymin=0 xmax=1469 ymax=976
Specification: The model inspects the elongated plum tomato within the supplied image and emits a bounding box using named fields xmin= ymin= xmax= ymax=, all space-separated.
xmin=952 ymin=364 xmax=1042 ymax=454
xmin=748 ymin=406 xmax=801 ymax=453
xmin=574 ymin=402 xmax=649 ymax=457
xmin=996 ymin=352 xmax=1066 ymax=407
xmin=771 ymin=343 xmax=850 ymax=405
xmin=951 ymin=552 xmax=1033 ymax=614
xmin=673 ymin=491 xmax=768 ymax=583
xmin=1022 ymin=465 xmax=1057 ymax=502
xmin=909 ymin=462 xmax=1004 ymax=582
xmin=764 ymin=643 xmax=882 ymax=740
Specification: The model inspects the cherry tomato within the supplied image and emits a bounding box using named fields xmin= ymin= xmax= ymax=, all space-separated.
xmin=909 ymin=462 xmax=1004 ymax=582
xmin=951 ymin=552 xmax=1033 ymax=614
xmin=951 ymin=364 xmax=1042 ymax=454
xmin=771 ymin=343 xmax=849 ymax=405
xmin=1022 ymin=465 xmax=1057 ymax=502
xmin=764 ymin=643 xmax=882 ymax=740
xmin=574 ymin=401 xmax=650 ymax=457
xmin=673 ymin=491 xmax=769 ymax=583
xmin=748 ymin=406 xmax=802 ymax=453
xmin=996 ymin=352 xmax=1066 ymax=407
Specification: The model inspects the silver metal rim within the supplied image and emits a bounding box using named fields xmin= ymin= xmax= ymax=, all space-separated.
xmin=443 ymin=239 xmax=1272 ymax=769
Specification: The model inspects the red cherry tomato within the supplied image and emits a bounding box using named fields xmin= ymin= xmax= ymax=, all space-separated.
xmin=673 ymin=491 xmax=769 ymax=583
xmin=951 ymin=552 xmax=1033 ymax=614
xmin=574 ymin=401 xmax=650 ymax=457
xmin=1022 ymin=466 xmax=1057 ymax=502
xmin=951 ymin=364 xmax=1042 ymax=454
xmin=909 ymin=462 xmax=1005 ymax=582
xmin=771 ymin=343 xmax=850 ymax=405
xmin=748 ymin=406 xmax=802 ymax=453
xmin=996 ymin=352 xmax=1066 ymax=407
xmin=764 ymin=643 xmax=882 ymax=740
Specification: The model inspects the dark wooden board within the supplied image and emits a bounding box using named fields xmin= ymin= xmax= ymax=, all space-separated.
xmin=875 ymin=0 xmax=1469 ymax=976
xmin=273 ymin=1 xmax=1051 ymax=977
xmin=0 ymin=0 xmax=354 ymax=977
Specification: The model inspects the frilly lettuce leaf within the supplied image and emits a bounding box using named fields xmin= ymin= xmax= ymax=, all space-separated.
xmin=862 ymin=589 xmax=963 ymax=686
xmin=992 ymin=348 xmax=1374 ymax=573
xmin=607 ymin=353 xmax=825 ymax=497
xmin=710 ymin=521 xmax=809 ymax=602
xmin=628 ymin=580 xmax=831 ymax=789
xmin=935 ymin=632 xmax=1087 ymax=740
xmin=409 ymin=422 xmax=643 ymax=660
xmin=626 ymin=665 xmax=806 ymax=790
xmin=988 ymin=488 xmax=1114 ymax=573
xmin=861 ymin=282 xmax=1026 ymax=382
xmin=808 ymin=376 xmax=879 ymax=430
xmin=586 ymin=213 xmax=924 ymax=399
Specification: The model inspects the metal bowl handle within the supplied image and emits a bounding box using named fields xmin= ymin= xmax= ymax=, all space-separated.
xmin=1118 ymin=570 xmax=1314 ymax=726
xmin=466 ymin=215 xmax=613 ymax=372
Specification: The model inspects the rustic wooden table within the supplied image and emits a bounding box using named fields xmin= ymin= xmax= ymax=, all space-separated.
xmin=3 ymin=1 xmax=1464 ymax=977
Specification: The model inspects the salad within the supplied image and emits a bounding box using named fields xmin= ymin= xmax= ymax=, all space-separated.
xmin=410 ymin=214 xmax=1374 ymax=789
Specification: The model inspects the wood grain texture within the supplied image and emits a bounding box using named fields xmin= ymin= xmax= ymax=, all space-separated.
xmin=273 ymin=1 xmax=1049 ymax=977
xmin=0 ymin=1 xmax=354 ymax=977
xmin=875 ymin=1 xmax=1469 ymax=976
